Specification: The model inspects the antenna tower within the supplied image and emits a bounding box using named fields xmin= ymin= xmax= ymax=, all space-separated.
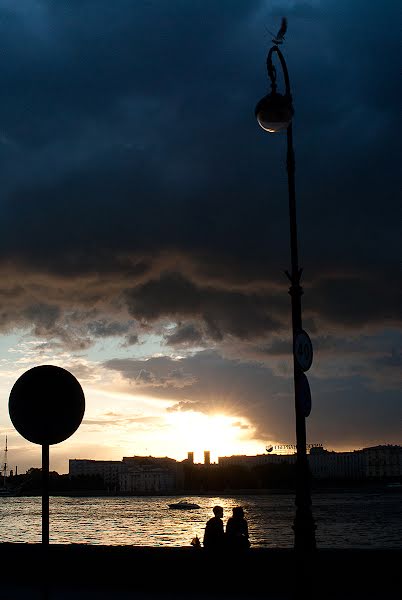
xmin=2 ymin=436 xmax=7 ymax=486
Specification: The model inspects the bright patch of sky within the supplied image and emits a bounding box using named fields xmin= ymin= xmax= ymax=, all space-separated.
xmin=0 ymin=331 xmax=262 ymax=474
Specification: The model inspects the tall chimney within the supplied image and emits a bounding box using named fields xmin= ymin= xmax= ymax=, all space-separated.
xmin=204 ymin=451 xmax=210 ymax=466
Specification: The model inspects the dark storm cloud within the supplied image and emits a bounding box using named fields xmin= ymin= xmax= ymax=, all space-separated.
xmin=0 ymin=269 xmax=139 ymax=349
xmin=105 ymin=351 xmax=294 ymax=441
xmin=1 ymin=1 xmax=399 ymax=273
xmin=0 ymin=1 xmax=399 ymax=343
xmin=305 ymin=271 xmax=402 ymax=329
xmin=377 ymin=349 xmax=402 ymax=368
xmin=134 ymin=365 xmax=196 ymax=389
xmin=254 ymin=331 xmax=402 ymax=391
xmin=122 ymin=333 xmax=140 ymax=346
xmin=0 ymin=2 xmax=400 ymax=448
xmin=124 ymin=271 xmax=284 ymax=340
xmin=164 ymin=323 xmax=203 ymax=346
xmin=306 ymin=378 xmax=402 ymax=447
xmin=87 ymin=320 xmax=131 ymax=338
xmin=23 ymin=302 xmax=60 ymax=332
xmin=104 ymin=350 xmax=402 ymax=446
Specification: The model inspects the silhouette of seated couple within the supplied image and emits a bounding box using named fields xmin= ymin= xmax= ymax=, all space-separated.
xmin=203 ymin=505 xmax=250 ymax=551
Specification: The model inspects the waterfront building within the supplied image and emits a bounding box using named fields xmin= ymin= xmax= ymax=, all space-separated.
xmin=121 ymin=456 xmax=183 ymax=493
xmin=69 ymin=445 xmax=402 ymax=491
xmin=218 ymin=445 xmax=402 ymax=481
xmin=69 ymin=459 xmax=123 ymax=489
xmin=119 ymin=466 xmax=176 ymax=493
xmin=308 ymin=447 xmax=365 ymax=480
xmin=218 ymin=454 xmax=296 ymax=468
xmin=69 ymin=456 xmax=183 ymax=493
xmin=361 ymin=445 xmax=402 ymax=479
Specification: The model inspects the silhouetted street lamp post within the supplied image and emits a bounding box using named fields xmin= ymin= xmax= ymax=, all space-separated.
xmin=255 ymin=38 xmax=316 ymax=551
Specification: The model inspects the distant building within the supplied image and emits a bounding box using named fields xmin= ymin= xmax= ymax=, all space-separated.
xmin=69 ymin=445 xmax=402 ymax=491
xmin=308 ymin=445 xmax=402 ymax=480
xmin=218 ymin=454 xmax=296 ymax=468
xmin=361 ymin=445 xmax=402 ymax=479
xmin=121 ymin=456 xmax=183 ymax=492
xmin=69 ymin=459 xmax=123 ymax=489
xmin=218 ymin=445 xmax=402 ymax=481
xmin=119 ymin=466 xmax=176 ymax=493
xmin=69 ymin=456 xmax=183 ymax=493
xmin=308 ymin=447 xmax=365 ymax=480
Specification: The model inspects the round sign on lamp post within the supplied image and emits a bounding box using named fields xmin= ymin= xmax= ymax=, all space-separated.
xmin=294 ymin=329 xmax=313 ymax=372
xmin=9 ymin=365 xmax=85 ymax=545
xmin=295 ymin=371 xmax=312 ymax=418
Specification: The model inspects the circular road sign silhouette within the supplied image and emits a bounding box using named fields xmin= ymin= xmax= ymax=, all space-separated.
xmin=295 ymin=371 xmax=312 ymax=418
xmin=294 ymin=330 xmax=313 ymax=372
xmin=9 ymin=365 xmax=85 ymax=445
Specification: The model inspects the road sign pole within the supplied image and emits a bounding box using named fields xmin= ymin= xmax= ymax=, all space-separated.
xmin=42 ymin=443 xmax=49 ymax=545
xmin=9 ymin=365 xmax=85 ymax=552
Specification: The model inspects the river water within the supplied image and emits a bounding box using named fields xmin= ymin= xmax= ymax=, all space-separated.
xmin=0 ymin=491 xmax=401 ymax=548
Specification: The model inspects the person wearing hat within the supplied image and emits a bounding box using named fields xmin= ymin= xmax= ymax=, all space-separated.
xmin=203 ymin=505 xmax=225 ymax=550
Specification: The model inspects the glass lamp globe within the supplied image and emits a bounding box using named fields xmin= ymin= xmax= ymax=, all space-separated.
xmin=255 ymin=92 xmax=294 ymax=133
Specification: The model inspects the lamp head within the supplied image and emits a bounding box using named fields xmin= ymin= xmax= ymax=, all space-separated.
xmin=255 ymin=91 xmax=294 ymax=133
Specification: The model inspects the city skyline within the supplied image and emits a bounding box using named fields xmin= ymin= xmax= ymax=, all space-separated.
xmin=4 ymin=438 xmax=402 ymax=476
xmin=0 ymin=2 xmax=401 ymax=475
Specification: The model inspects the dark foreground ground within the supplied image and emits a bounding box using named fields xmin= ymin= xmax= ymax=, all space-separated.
xmin=0 ymin=544 xmax=400 ymax=600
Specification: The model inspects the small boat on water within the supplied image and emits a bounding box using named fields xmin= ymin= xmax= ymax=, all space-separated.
xmin=168 ymin=500 xmax=201 ymax=510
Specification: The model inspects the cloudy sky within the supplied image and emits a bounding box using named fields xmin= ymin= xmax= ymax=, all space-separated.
xmin=0 ymin=1 xmax=400 ymax=473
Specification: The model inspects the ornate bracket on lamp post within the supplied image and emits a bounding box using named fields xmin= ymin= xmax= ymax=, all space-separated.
xmin=255 ymin=34 xmax=317 ymax=552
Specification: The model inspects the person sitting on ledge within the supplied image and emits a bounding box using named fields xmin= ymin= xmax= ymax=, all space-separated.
xmin=203 ymin=505 xmax=225 ymax=551
xmin=225 ymin=506 xmax=250 ymax=551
